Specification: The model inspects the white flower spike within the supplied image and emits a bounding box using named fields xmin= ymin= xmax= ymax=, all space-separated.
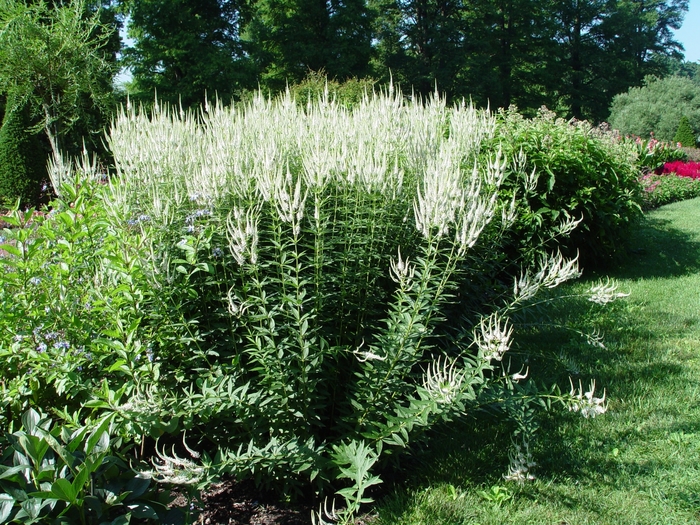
xmin=569 ymin=378 xmax=608 ymax=418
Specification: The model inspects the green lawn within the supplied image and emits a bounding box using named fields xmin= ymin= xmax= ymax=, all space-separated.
xmin=370 ymin=197 xmax=700 ymax=525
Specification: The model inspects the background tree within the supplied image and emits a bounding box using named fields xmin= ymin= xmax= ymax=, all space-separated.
xmin=121 ymin=0 xmax=252 ymax=106
xmin=244 ymin=0 xmax=373 ymax=91
xmin=0 ymin=0 xmax=117 ymax=159
xmin=608 ymin=75 xmax=700 ymax=141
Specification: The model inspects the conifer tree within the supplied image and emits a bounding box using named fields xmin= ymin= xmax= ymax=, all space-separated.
xmin=674 ymin=115 xmax=696 ymax=147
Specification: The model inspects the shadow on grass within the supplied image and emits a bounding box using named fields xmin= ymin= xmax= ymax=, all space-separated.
xmin=373 ymin=203 xmax=700 ymax=521
xmin=612 ymin=214 xmax=700 ymax=280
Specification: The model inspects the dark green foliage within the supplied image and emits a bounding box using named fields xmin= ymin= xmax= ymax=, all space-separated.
xmin=368 ymin=0 xmax=687 ymax=121
xmin=673 ymin=115 xmax=696 ymax=147
xmin=245 ymin=0 xmax=374 ymax=91
xmin=0 ymin=0 xmax=118 ymax=158
xmin=123 ymin=0 xmax=253 ymax=107
xmin=0 ymin=409 xmax=176 ymax=524
xmin=495 ymin=107 xmax=643 ymax=269
xmin=0 ymin=97 xmax=46 ymax=208
xmin=117 ymin=0 xmax=689 ymax=120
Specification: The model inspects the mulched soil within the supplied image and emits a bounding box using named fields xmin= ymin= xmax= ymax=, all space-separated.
xmin=184 ymin=479 xmax=313 ymax=525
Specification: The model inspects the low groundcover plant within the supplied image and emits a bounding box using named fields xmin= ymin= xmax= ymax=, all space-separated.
xmin=0 ymin=88 xmax=632 ymax=523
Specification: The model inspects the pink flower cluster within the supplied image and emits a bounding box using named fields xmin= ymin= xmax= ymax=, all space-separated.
xmin=661 ymin=161 xmax=700 ymax=180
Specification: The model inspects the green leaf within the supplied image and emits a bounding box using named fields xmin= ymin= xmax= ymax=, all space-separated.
xmin=0 ymin=494 xmax=14 ymax=524
xmin=21 ymin=410 xmax=40 ymax=434
xmin=127 ymin=503 xmax=158 ymax=519
xmin=50 ymin=479 xmax=77 ymax=504
xmin=18 ymin=498 xmax=43 ymax=520
xmin=86 ymin=416 xmax=113 ymax=456
xmin=106 ymin=515 xmax=131 ymax=525
xmin=0 ymin=466 xmax=30 ymax=481
xmin=71 ymin=463 xmax=92 ymax=495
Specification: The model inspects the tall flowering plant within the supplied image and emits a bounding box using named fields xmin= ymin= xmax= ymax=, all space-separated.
xmin=0 ymin=89 xmax=626 ymax=524
xmin=627 ymin=133 xmax=686 ymax=172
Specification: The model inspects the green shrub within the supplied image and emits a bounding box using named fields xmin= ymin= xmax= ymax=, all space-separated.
xmin=673 ymin=116 xmax=696 ymax=148
xmin=0 ymin=409 xmax=179 ymax=525
xmin=289 ymin=70 xmax=377 ymax=108
xmin=0 ymin=96 xmax=46 ymax=208
xmin=639 ymin=172 xmax=700 ymax=209
xmin=494 ymin=107 xmax=642 ymax=269
xmin=608 ymin=75 xmax=700 ymax=142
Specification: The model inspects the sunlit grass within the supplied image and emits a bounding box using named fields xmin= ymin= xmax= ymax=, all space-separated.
xmin=370 ymin=197 xmax=700 ymax=524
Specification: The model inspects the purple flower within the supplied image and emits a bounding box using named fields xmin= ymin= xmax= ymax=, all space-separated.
xmin=53 ymin=340 xmax=70 ymax=351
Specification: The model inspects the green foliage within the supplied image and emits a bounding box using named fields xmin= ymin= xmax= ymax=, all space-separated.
xmin=117 ymin=0 xmax=688 ymax=120
xmin=288 ymin=71 xmax=376 ymax=109
xmin=608 ymin=76 xmax=700 ymax=142
xmin=0 ymin=409 xmax=173 ymax=525
xmin=0 ymin=96 xmax=46 ymax=208
xmin=0 ymin=92 xmax=627 ymax=519
xmin=372 ymin=198 xmax=700 ymax=525
xmin=626 ymin=134 xmax=686 ymax=172
xmin=639 ymin=172 xmax=700 ymax=209
xmin=494 ymin=107 xmax=643 ymax=269
xmin=0 ymin=0 xmax=117 ymax=156
xmin=246 ymin=0 xmax=373 ymax=91
xmin=673 ymin=115 xmax=696 ymax=147
xmin=122 ymin=0 xmax=252 ymax=107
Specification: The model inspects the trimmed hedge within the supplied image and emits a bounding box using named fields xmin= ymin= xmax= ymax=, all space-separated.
xmin=0 ymin=97 xmax=46 ymax=208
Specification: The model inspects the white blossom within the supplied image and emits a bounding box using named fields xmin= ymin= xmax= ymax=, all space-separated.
xmin=475 ymin=313 xmax=514 ymax=362
xmin=588 ymin=278 xmax=630 ymax=305
xmin=504 ymin=439 xmax=537 ymax=483
xmin=423 ymin=357 xmax=465 ymax=404
xmin=389 ymin=247 xmax=415 ymax=285
xmin=569 ymin=378 xmax=607 ymax=418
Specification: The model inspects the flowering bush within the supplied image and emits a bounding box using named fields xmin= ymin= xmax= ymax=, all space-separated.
xmin=495 ymin=107 xmax=643 ymax=268
xmin=638 ymin=172 xmax=700 ymax=209
xmin=0 ymin=90 xmax=627 ymax=522
xmin=626 ymin=134 xmax=686 ymax=172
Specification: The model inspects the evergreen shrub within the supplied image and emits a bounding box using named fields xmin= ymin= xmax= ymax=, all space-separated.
xmin=673 ymin=116 xmax=696 ymax=148
xmin=0 ymin=98 xmax=46 ymax=208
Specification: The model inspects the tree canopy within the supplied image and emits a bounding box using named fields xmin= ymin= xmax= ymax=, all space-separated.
xmin=0 ymin=0 xmax=119 ymax=156
xmin=117 ymin=0 xmax=689 ymax=121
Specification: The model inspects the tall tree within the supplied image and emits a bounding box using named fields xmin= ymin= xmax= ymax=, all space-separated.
xmin=245 ymin=0 xmax=373 ymax=90
xmin=0 ymin=0 xmax=117 ymax=159
xmin=122 ymin=0 xmax=253 ymax=106
xmin=552 ymin=0 xmax=687 ymax=121
xmin=370 ymin=0 xmax=559 ymax=108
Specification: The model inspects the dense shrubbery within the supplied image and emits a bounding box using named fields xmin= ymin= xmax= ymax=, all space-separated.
xmin=608 ymin=76 xmax=700 ymax=142
xmin=0 ymin=96 xmax=47 ymax=207
xmin=639 ymin=159 xmax=700 ymax=209
xmin=494 ymin=107 xmax=642 ymax=268
xmin=0 ymin=91 xmax=632 ymax=522
xmin=639 ymin=172 xmax=700 ymax=209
